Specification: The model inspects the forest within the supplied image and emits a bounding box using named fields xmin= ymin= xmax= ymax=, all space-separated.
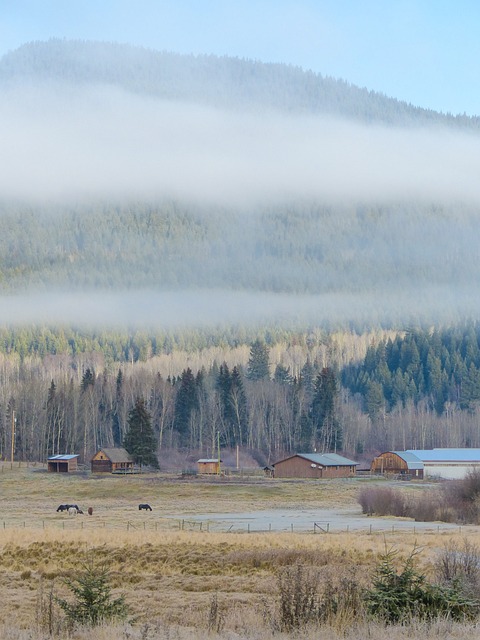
xmin=0 ymin=323 xmax=479 ymax=469
xmin=1 ymin=40 xmax=480 ymax=467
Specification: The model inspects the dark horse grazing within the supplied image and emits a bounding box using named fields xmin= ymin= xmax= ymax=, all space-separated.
xmin=139 ymin=503 xmax=152 ymax=511
xmin=57 ymin=504 xmax=81 ymax=513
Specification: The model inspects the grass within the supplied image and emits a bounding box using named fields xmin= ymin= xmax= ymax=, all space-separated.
xmin=0 ymin=464 xmax=479 ymax=637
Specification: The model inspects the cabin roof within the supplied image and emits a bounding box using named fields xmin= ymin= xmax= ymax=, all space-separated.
xmin=96 ymin=448 xmax=134 ymax=463
xmin=48 ymin=454 xmax=79 ymax=461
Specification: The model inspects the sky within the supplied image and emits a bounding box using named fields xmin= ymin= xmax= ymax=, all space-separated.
xmin=1 ymin=0 xmax=479 ymax=117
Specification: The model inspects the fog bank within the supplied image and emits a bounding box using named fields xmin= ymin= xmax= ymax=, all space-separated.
xmin=1 ymin=288 xmax=479 ymax=329
xmin=1 ymin=83 xmax=480 ymax=207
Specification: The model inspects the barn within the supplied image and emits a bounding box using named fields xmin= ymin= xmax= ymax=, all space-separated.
xmin=47 ymin=454 xmax=79 ymax=473
xmin=370 ymin=451 xmax=424 ymax=479
xmin=272 ymin=453 xmax=358 ymax=479
xmin=197 ymin=458 xmax=222 ymax=475
xmin=371 ymin=448 xmax=480 ymax=480
xmin=91 ymin=448 xmax=134 ymax=474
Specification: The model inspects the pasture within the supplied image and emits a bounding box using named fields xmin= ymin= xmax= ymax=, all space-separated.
xmin=0 ymin=464 xmax=479 ymax=639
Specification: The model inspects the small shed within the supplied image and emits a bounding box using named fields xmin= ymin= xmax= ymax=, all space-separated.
xmin=197 ymin=458 xmax=222 ymax=475
xmin=273 ymin=453 xmax=358 ymax=479
xmin=47 ymin=454 xmax=79 ymax=473
xmin=91 ymin=448 xmax=134 ymax=474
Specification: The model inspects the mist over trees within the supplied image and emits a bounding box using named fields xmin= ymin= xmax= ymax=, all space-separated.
xmin=0 ymin=40 xmax=479 ymax=464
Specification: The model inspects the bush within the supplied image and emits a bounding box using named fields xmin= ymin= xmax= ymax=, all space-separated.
xmin=435 ymin=539 xmax=480 ymax=601
xmin=56 ymin=555 xmax=129 ymax=629
xmin=366 ymin=546 xmax=479 ymax=623
xmin=277 ymin=564 xmax=319 ymax=631
xmin=276 ymin=564 xmax=365 ymax=631
xmin=441 ymin=470 xmax=480 ymax=523
xmin=358 ymin=487 xmax=408 ymax=517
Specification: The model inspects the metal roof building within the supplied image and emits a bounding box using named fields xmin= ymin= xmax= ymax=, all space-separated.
xmin=273 ymin=452 xmax=358 ymax=479
xmin=372 ymin=448 xmax=480 ymax=480
xmin=47 ymin=454 xmax=79 ymax=473
xmin=407 ymin=448 xmax=480 ymax=480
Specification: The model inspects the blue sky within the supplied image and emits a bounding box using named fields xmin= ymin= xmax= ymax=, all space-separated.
xmin=1 ymin=0 xmax=479 ymax=116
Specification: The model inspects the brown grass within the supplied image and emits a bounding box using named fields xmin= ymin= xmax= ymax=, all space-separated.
xmin=0 ymin=465 xmax=479 ymax=637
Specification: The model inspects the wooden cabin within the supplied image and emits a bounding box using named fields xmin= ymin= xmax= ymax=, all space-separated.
xmin=91 ymin=448 xmax=134 ymax=474
xmin=197 ymin=458 xmax=222 ymax=475
xmin=47 ymin=454 xmax=79 ymax=473
xmin=273 ymin=453 xmax=357 ymax=479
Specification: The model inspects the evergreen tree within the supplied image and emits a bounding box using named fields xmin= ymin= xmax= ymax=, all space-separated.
xmin=81 ymin=368 xmax=95 ymax=392
xmin=246 ymin=340 xmax=270 ymax=380
xmin=123 ymin=397 xmax=159 ymax=468
xmin=311 ymin=367 xmax=342 ymax=452
xmin=173 ymin=368 xmax=198 ymax=444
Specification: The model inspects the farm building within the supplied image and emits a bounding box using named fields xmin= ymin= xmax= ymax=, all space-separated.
xmin=91 ymin=448 xmax=134 ymax=474
xmin=272 ymin=453 xmax=358 ymax=479
xmin=371 ymin=448 xmax=480 ymax=480
xmin=370 ymin=451 xmax=424 ymax=479
xmin=47 ymin=454 xmax=79 ymax=473
xmin=197 ymin=458 xmax=222 ymax=475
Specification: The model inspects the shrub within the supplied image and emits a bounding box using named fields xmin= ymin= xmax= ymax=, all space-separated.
xmin=435 ymin=539 xmax=480 ymax=601
xmin=277 ymin=564 xmax=319 ymax=631
xmin=442 ymin=470 xmax=480 ymax=523
xmin=366 ymin=546 xmax=479 ymax=623
xmin=276 ymin=564 xmax=366 ymax=631
xmin=358 ymin=486 xmax=408 ymax=517
xmin=56 ymin=555 xmax=129 ymax=628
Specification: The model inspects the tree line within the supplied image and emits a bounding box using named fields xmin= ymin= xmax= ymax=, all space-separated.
xmin=3 ymin=325 xmax=480 ymax=467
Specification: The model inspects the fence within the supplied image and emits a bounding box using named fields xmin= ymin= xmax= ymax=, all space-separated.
xmin=0 ymin=517 xmax=470 ymax=536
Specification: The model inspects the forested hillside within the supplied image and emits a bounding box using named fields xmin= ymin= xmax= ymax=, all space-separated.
xmin=1 ymin=200 xmax=480 ymax=300
xmin=2 ymin=39 xmax=478 ymax=127
xmin=0 ymin=40 xmax=480 ymax=464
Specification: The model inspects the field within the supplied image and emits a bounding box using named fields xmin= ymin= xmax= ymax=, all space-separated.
xmin=1 ymin=464 xmax=480 ymax=639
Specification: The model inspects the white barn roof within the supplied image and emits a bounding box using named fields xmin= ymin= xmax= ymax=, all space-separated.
xmin=406 ymin=448 xmax=480 ymax=463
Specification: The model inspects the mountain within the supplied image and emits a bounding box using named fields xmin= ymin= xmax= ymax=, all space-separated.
xmin=0 ymin=39 xmax=480 ymax=329
xmin=1 ymin=39 xmax=478 ymax=129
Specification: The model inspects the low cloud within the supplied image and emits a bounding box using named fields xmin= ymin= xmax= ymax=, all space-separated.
xmin=0 ymin=287 xmax=478 ymax=329
xmin=1 ymin=82 xmax=480 ymax=207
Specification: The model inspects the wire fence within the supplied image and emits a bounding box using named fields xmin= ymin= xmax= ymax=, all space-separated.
xmin=0 ymin=516 xmax=471 ymax=536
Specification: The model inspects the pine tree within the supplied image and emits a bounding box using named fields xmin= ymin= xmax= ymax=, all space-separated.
xmin=311 ymin=367 xmax=342 ymax=452
xmin=123 ymin=397 xmax=159 ymax=468
xmin=173 ymin=368 xmax=198 ymax=444
xmin=246 ymin=340 xmax=270 ymax=380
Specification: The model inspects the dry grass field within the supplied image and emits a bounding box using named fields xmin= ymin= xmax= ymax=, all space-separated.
xmin=0 ymin=464 xmax=479 ymax=639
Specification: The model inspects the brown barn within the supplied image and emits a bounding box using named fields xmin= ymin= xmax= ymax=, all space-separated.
xmin=47 ymin=454 xmax=79 ymax=473
xmin=370 ymin=451 xmax=424 ymax=479
xmin=91 ymin=448 xmax=134 ymax=474
xmin=273 ymin=453 xmax=357 ymax=479
xmin=197 ymin=458 xmax=222 ymax=475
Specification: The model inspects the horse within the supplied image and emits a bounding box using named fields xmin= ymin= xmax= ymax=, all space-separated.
xmin=139 ymin=503 xmax=152 ymax=511
xmin=56 ymin=504 xmax=69 ymax=512
xmin=87 ymin=507 xmax=93 ymax=516
xmin=68 ymin=507 xmax=77 ymax=516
